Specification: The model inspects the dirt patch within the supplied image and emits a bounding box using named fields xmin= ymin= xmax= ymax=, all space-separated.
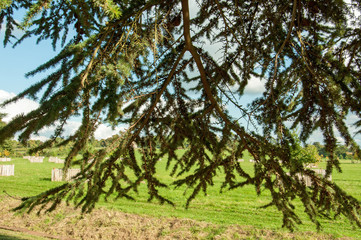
xmin=0 ymin=227 xmax=51 ymax=240
xmin=0 ymin=196 xmax=351 ymax=240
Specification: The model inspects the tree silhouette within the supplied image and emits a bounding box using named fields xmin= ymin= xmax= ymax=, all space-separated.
xmin=1 ymin=0 xmax=361 ymax=230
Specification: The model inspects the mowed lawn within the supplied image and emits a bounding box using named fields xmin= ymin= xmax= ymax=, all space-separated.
xmin=1 ymin=153 xmax=361 ymax=239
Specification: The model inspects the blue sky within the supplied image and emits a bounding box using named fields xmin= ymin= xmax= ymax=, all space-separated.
xmin=0 ymin=21 xmax=266 ymax=141
xmin=0 ymin=3 xmax=268 ymax=142
xmin=0 ymin=26 xmax=127 ymax=140
xmin=0 ymin=29 xmax=57 ymax=93
xmin=0 ymin=18 xmax=360 ymax=146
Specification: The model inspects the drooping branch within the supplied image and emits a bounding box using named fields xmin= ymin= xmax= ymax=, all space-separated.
xmin=128 ymin=47 xmax=187 ymax=145
xmin=271 ymin=0 xmax=298 ymax=84
xmin=2 ymin=0 xmax=361 ymax=231
xmin=181 ymin=0 xmax=260 ymax=159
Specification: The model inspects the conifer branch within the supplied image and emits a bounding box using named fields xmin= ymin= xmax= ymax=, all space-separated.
xmin=1 ymin=0 xmax=361 ymax=231
xmin=271 ymin=0 xmax=298 ymax=85
xmin=214 ymin=0 xmax=242 ymax=47
xmin=181 ymin=0 xmax=260 ymax=159
xmin=128 ymin=47 xmax=187 ymax=144
xmin=80 ymin=31 xmax=108 ymax=88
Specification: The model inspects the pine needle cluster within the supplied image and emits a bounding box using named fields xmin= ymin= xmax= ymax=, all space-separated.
xmin=1 ymin=0 xmax=361 ymax=231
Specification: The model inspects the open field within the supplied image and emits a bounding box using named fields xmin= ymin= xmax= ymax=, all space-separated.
xmin=0 ymin=197 xmax=350 ymax=240
xmin=1 ymin=155 xmax=361 ymax=239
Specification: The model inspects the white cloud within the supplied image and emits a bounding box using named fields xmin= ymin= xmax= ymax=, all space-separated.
xmin=244 ymin=76 xmax=266 ymax=95
xmin=301 ymin=113 xmax=361 ymax=146
xmin=30 ymin=135 xmax=50 ymax=142
xmin=1 ymin=89 xmax=127 ymax=140
xmin=94 ymin=124 xmax=125 ymax=140
xmin=30 ymin=121 xmax=125 ymax=141
xmin=308 ymin=129 xmax=361 ymax=147
xmin=0 ymin=89 xmax=39 ymax=122
xmin=31 ymin=121 xmax=82 ymax=140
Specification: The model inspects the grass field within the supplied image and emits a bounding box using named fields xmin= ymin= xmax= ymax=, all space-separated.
xmin=1 ymin=154 xmax=361 ymax=239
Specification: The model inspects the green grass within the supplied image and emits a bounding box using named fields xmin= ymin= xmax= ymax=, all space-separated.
xmin=0 ymin=228 xmax=51 ymax=240
xmin=0 ymin=158 xmax=62 ymax=197
xmin=1 ymin=156 xmax=361 ymax=239
xmin=0 ymin=229 xmax=48 ymax=240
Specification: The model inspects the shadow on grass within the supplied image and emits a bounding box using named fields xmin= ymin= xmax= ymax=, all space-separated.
xmin=334 ymin=179 xmax=361 ymax=183
xmin=338 ymin=162 xmax=361 ymax=164
xmin=39 ymin=178 xmax=51 ymax=182
xmin=0 ymin=234 xmax=25 ymax=240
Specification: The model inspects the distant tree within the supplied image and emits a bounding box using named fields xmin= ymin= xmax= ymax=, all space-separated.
xmin=26 ymin=140 xmax=43 ymax=150
xmin=354 ymin=152 xmax=359 ymax=161
xmin=0 ymin=113 xmax=6 ymax=127
xmin=1 ymin=0 xmax=361 ymax=230
xmin=312 ymin=142 xmax=326 ymax=157
xmin=0 ymin=113 xmax=13 ymax=155
xmin=305 ymin=145 xmax=322 ymax=163
xmin=289 ymin=132 xmax=321 ymax=170
xmin=1 ymin=140 xmax=15 ymax=154
xmin=335 ymin=144 xmax=349 ymax=159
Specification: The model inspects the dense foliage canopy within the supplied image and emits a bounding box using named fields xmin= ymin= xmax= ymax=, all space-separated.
xmin=1 ymin=0 xmax=361 ymax=230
